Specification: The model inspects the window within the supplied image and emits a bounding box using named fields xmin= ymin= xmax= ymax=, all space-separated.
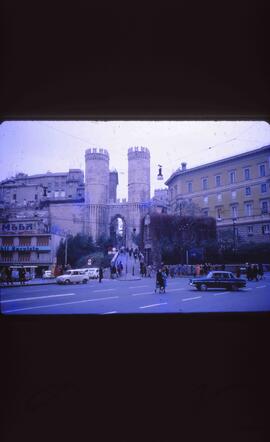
xmin=202 ymin=209 xmax=208 ymax=217
xmin=216 ymin=207 xmax=222 ymax=220
xmin=229 ymin=171 xmax=236 ymax=184
xmin=203 ymin=196 xmax=208 ymax=204
xmin=54 ymin=191 xmax=59 ymax=197
xmin=245 ymin=186 xmax=251 ymax=196
xmin=261 ymin=201 xmax=268 ymax=214
xmin=37 ymin=236 xmax=49 ymax=246
xmin=13 ymin=194 xmax=16 ymax=200
xmin=261 ymin=183 xmax=267 ymax=193
xmin=259 ymin=164 xmax=266 ymax=177
xmin=245 ymin=202 xmax=253 ymax=216
xmin=35 ymin=194 xmax=38 ymax=200
xmin=248 ymin=225 xmax=253 ymax=235
xmin=232 ymin=206 xmax=238 ymax=218
xmin=215 ymin=175 xmax=221 ymax=187
xmin=232 ymin=191 xmax=237 ymax=199
xmin=18 ymin=252 xmax=31 ymax=262
xmin=202 ymin=178 xmax=208 ymax=190
xmin=217 ymin=193 xmax=222 ymax=201
xmin=262 ymin=224 xmax=270 ymax=234
xmin=60 ymin=191 xmax=66 ymax=197
xmin=1 ymin=252 xmax=13 ymax=262
xmin=188 ymin=182 xmax=192 ymax=193
xmin=244 ymin=168 xmax=250 ymax=180
xmin=174 ymin=185 xmax=177 ymax=196
xmin=19 ymin=237 xmax=31 ymax=246
xmin=2 ymin=237 xmax=14 ymax=246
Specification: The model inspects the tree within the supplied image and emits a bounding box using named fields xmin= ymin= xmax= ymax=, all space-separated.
xmin=143 ymin=213 xmax=217 ymax=265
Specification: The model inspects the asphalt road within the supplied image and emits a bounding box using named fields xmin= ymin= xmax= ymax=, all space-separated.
xmin=1 ymin=275 xmax=270 ymax=314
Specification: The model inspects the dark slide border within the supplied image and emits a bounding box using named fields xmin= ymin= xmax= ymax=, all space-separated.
xmin=1 ymin=2 xmax=270 ymax=441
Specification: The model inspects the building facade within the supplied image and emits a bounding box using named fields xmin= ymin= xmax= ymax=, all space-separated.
xmin=0 ymin=208 xmax=61 ymax=276
xmin=165 ymin=145 xmax=270 ymax=245
xmin=0 ymin=169 xmax=85 ymax=208
xmin=0 ymin=146 xmax=155 ymax=271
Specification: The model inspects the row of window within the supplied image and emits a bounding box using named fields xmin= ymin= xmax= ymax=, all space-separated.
xmin=201 ymin=200 xmax=269 ymax=219
xmin=1 ymin=252 xmax=42 ymax=262
xmin=185 ymin=175 xmax=268 ymax=194
xmin=1 ymin=237 xmax=50 ymax=246
xmin=198 ymin=186 xmax=269 ymax=205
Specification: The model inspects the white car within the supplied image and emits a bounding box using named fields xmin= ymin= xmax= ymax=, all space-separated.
xmin=43 ymin=270 xmax=54 ymax=279
xmin=56 ymin=270 xmax=89 ymax=284
xmin=77 ymin=268 xmax=99 ymax=279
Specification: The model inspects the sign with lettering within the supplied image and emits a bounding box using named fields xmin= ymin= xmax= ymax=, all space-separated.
xmin=0 ymin=246 xmax=51 ymax=252
xmin=1 ymin=223 xmax=35 ymax=232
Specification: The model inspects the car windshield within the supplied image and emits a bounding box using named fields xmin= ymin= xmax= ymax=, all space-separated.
xmin=206 ymin=272 xmax=214 ymax=279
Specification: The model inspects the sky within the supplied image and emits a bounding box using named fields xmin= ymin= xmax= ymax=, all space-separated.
xmin=0 ymin=121 xmax=270 ymax=200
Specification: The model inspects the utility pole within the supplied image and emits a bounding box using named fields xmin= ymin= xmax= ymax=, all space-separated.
xmin=65 ymin=234 xmax=68 ymax=267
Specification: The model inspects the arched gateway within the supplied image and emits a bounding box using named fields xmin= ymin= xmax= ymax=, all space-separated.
xmin=83 ymin=146 xmax=151 ymax=247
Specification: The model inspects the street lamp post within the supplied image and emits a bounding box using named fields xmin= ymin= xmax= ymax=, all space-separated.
xmin=232 ymin=217 xmax=237 ymax=252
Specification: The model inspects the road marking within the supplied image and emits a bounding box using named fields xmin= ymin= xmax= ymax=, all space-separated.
xmin=182 ymin=296 xmax=202 ymax=301
xmin=167 ymin=288 xmax=186 ymax=292
xmin=255 ymin=285 xmax=266 ymax=289
xmin=0 ymin=293 xmax=76 ymax=303
xmin=139 ymin=302 xmax=168 ymax=309
xmin=128 ymin=285 xmax=148 ymax=289
xmin=132 ymin=291 xmax=153 ymax=296
xmin=213 ymin=292 xmax=227 ymax=296
xmin=245 ymin=288 xmax=252 ymax=291
xmin=3 ymin=296 xmax=119 ymax=313
xmin=93 ymin=288 xmax=116 ymax=293
xmin=103 ymin=311 xmax=117 ymax=314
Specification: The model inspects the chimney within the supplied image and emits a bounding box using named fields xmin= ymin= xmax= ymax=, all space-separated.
xmin=181 ymin=162 xmax=187 ymax=171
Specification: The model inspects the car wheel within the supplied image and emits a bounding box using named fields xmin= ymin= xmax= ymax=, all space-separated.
xmin=83 ymin=279 xmax=88 ymax=284
xmin=201 ymin=284 xmax=207 ymax=291
xmin=65 ymin=279 xmax=70 ymax=284
xmin=196 ymin=284 xmax=201 ymax=291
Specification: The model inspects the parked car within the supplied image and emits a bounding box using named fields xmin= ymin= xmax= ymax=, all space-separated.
xmin=56 ymin=270 xmax=89 ymax=284
xmin=72 ymin=268 xmax=99 ymax=279
xmin=84 ymin=268 xmax=99 ymax=279
xmin=189 ymin=271 xmax=246 ymax=291
xmin=43 ymin=270 xmax=55 ymax=279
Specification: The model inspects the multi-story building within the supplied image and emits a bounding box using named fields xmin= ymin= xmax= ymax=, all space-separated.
xmin=0 ymin=169 xmax=85 ymax=208
xmin=0 ymin=208 xmax=62 ymax=277
xmin=165 ymin=145 xmax=270 ymax=244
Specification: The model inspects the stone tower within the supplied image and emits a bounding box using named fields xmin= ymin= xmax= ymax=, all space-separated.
xmin=85 ymin=148 xmax=110 ymax=204
xmin=128 ymin=147 xmax=150 ymax=203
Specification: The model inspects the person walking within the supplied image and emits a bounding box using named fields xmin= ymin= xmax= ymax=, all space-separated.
xmin=252 ymin=264 xmax=259 ymax=282
xmin=98 ymin=266 xmax=103 ymax=283
xmin=258 ymin=263 xmax=264 ymax=280
xmin=6 ymin=266 xmax=13 ymax=286
xmin=19 ymin=267 xmax=26 ymax=285
xmin=246 ymin=264 xmax=252 ymax=281
xmin=155 ymin=269 xmax=164 ymax=293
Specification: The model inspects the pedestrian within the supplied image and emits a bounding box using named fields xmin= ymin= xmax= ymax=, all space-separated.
xmin=258 ymin=263 xmax=264 ymax=280
xmin=246 ymin=264 xmax=252 ymax=281
xmin=155 ymin=269 xmax=164 ymax=293
xmin=19 ymin=267 xmax=26 ymax=285
xmin=98 ymin=266 xmax=103 ymax=283
xmin=195 ymin=264 xmax=200 ymax=277
xmin=221 ymin=264 xmax=225 ymax=271
xmin=252 ymin=264 xmax=258 ymax=282
xmin=6 ymin=266 xmax=13 ymax=286
xmin=161 ymin=268 xmax=167 ymax=292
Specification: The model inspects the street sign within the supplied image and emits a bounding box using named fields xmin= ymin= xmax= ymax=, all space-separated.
xmin=87 ymin=258 xmax=92 ymax=265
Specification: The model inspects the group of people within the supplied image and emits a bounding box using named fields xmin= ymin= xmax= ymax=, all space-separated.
xmin=110 ymin=261 xmax=124 ymax=278
xmin=0 ymin=266 xmax=27 ymax=285
xmin=246 ymin=263 xmax=264 ymax=281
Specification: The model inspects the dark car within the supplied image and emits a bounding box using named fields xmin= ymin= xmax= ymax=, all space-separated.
xmin=189 ymin=271 xmax=246 ymax=291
